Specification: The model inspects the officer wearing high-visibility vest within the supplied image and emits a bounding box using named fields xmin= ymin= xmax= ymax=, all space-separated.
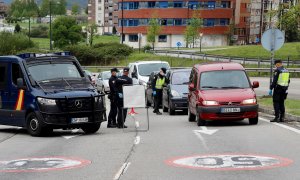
xmin=269 ymin=60 xmax=290 ymax=122
xmin=152 ymin=67 xmax=167 ymax=115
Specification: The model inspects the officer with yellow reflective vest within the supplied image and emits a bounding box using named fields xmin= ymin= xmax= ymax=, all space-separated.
xmin=152 ymin=67 xmax=167 ymax=115
xmin=269 ymin=60 xmax=290 ymax=122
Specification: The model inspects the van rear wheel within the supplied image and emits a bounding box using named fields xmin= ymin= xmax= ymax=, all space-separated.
xmin=81 ymin=123 xmax=101 ymax=134
xmin=26 ymin=112 xmax=52 ymax=136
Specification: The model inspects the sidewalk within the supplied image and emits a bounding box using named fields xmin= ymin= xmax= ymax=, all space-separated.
xmin=259 ymin=105 xmax=300 ymax=122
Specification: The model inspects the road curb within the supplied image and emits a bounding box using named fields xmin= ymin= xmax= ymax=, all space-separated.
xmin=259 ymin=106 xmax=300 ymax=122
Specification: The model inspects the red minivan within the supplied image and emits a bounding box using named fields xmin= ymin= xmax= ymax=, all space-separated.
xmin=188 ymin=63 xmax=259 ymax=126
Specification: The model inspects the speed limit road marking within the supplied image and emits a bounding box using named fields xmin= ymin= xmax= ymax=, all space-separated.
xmin=0 ymin=157 xmax=91 ymax=173
xmin=165 ymin=154 xmax=293 ymax=171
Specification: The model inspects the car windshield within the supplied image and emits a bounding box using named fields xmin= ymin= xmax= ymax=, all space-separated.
xmin=138 ymin=63 xmax=169 ymax=76
xmin=171 ymin=71 xmax=190 ymax=85
xmin=28 ymin=62 xmax=83 ymax=82
xmin=102 ymin=72 xmax=111 ymax=80
xmin=200 ymin=70 xmax=250 ymax=90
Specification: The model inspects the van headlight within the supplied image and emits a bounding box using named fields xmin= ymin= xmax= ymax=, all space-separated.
xmin=37 ymin=97 xmax=56 ymax=106
xmin=242 ymin=98 xmax=257 ymax=105
xmin=202 ymin=100 xmax=219 ymax=106
xmin=171 ymin=90 xmax=181 ymax=97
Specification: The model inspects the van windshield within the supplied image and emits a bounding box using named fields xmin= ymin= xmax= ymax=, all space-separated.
xmin=200 ymin=70 xmax=250 ymax=90
xmin=138 ymin=63 xmax=169 ymax=76
xmin=28 ymin=62 xmax=83 ymax=82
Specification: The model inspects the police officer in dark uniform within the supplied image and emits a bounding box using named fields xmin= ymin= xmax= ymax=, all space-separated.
xmin=107 ymin=68 xmax=119 ymax=128
xmin=152 ymin=67 xmax=167 ymax=115
xmin=116 ymin=67 xmax=133 ymax=128
xmin=269 ymin=60 xmax=290 ymax=122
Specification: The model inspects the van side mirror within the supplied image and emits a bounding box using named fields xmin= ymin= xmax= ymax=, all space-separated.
xmin=252 ymin=81 xmax=259 ymax=88
xmin=17 ymin=78 xmax=26 ymax=89
xmin=131 ymin=72 xmax=137 ymax=79
xmin=189 ymin=83 xmax=196 ymax=91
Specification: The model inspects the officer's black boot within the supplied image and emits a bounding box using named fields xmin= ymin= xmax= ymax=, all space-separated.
xmin=270 ymin=116 xmax=279 ymax=122
xmin=279 ymin=114 xmax=285 ymax=122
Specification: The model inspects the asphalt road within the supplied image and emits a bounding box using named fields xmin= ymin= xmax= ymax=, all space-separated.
xmin=0 ymin=101 xmax=300 ymax=180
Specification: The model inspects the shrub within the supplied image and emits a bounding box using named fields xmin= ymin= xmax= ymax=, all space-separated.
xmin=64 ymin=43 xmax=133 ymax=65
xmin=30 ymin=25 xmax=49 ymax=38
xmin=143 ymin=44 xmax=152 ymax=52
xmin=0 ymin=32 xmax=35 ymax=55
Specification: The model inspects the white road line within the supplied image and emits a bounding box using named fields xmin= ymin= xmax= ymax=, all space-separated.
xmin=193 ymin=130 xmax=209 ymax=151
xmin=114 ymin=162 xmax=131 ymax=180
xmin=134 ymin=136 xmax=141 ymax=145
xmin=135 ymin=121 xmax=140 ymax=128
xmin=260 ymin=117 xmax=300 ymax=135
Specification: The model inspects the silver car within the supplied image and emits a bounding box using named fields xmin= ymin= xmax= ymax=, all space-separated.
xmin=96 ymin=71 xmax=111 ymax=93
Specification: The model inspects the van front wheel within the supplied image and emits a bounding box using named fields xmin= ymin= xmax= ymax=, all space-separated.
xmin=26 ymin=112 xmax=51 ymax=136
xmin=81 ymin=123 xmax=101 ymax=134
xmin=249 ymin=116 xmax=258 ymax=125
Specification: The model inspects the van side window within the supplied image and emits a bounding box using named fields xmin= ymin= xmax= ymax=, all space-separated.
xmin=189 ymin=69 xmax=194 ymax=83
xmin=12 ymin=63 xmax=24 ymax=86
xmin=0 ymin=63 xmax=7 ymax=90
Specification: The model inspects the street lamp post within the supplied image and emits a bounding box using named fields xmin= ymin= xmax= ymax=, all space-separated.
xmin=199 ymin=32 xmax=203 ymax=52
xmin=49 ymin=0 xmax=52 ymax=50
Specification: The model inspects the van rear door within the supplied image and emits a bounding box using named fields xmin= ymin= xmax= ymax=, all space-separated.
xmin=0 ymin=61 xmax=12 ymax=125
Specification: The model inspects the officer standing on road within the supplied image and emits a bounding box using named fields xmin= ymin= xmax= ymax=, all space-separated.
xmin=107 ymin=68 xmax=119 ymax=128
xmin=116 ymin=67 xmax=133 ymax=128
xmin=269 ymin=60 xmax=290 ymax=122
xmin=152 ymin=67 xmax=167 ymax=115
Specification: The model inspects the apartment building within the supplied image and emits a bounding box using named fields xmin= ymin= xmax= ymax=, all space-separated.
xmin=88 ymin=0 xmax=118 ymax=34
xmin=0 ymin=1 xmax=7 ymax=18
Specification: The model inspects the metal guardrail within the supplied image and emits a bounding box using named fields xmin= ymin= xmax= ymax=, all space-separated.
xmin=150 ymin=50 xmax=300 ymax=66
xmin=83 ymin=66 xmax=300 ymax=73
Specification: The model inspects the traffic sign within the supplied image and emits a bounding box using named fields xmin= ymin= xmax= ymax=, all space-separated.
xmin=262 ymin=29 xmax=285 ymax=52
xmin=166 ymin=154 xmax=293 ymax=171
xmin=176 ymin=42 xmax=182 ymax=47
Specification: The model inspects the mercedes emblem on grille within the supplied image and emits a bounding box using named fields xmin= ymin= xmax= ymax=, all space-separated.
xmin=74 ymin=100 xmax=83 ymax=108
xmin=228 ymin=102 xmax=233 ymax=105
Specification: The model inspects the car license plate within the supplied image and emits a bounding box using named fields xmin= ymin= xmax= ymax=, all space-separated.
xmin=221 ymin=108 xmax=241 ymax=113
xmin=71 ymin=117 xmax=88 ymax=123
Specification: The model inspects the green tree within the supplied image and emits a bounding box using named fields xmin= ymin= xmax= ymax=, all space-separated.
xmin=9 ymin=0 xmax=39 ymax=19
xmin=40 ymin=0 xmax=50 ymax=17
xmin=71 ymin=3 xmax=80 ymax=15
xmin=40 ymin=0 xmax=66 ymax=17
xmin=87 ymin=24 xmax=98 ymax=46
xmin=52 ymin=16 xmax=82 ymax=48
xmin=147 ymin=14 xmax=161 ymax=50
xmin=15 ymin=23 xmax=21 ymax=33
xmin=184 ymin=11 xmax=202 ymax=48
xmin=279 ymin=4 xmax=300 ymax=42
xmin=225 ymin=22 xmax=235 ymax=45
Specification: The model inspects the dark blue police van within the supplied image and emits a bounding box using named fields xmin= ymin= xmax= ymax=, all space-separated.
xmin=0 ymin=52 xmax=106 ymax=136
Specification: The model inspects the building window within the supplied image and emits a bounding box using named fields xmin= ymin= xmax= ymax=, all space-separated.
xmin=158 ymin=35 xmax=167 ymax=42
xmin=208 ymin=1 xmax=215 ymax=9
xmin=128 ymin=19 xmax=139 ymax=26
xmin=148 ymin=1 xmax=156 ymax=8
xmin=168 ymin=2 xmax=173 ymax=7
xmin=174 ymin=19 xmax=182 ymax=26
xmin=139 ymin=19 xmax=148 ymax=25
xmin=129 ymin=34 xmax=138 ymax=42
xmin=189 ymin=1 xmax=199 ymax=9
xmin=220 ymin=18 xmax=229 ymax=26
xmin=174 ymin=1 xmax=183 ymax=8
xmin=221 ymin=1 xmax=230 ymax=8
xmin=204 ymin=19 xmax=215 ymax=26
xmin=159 ymin=1 xmax=168 ymax=8
xmin=160 ymin=19 xmax=167 ymax=25
xmin=167 ymin=19 xmax=173 ymax=26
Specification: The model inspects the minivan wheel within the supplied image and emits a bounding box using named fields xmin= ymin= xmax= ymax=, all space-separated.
xmin=197 ymin=113 xmax=206 ymax=126
xmin=188 ymin=110 xmax=196 ymax=122
xmin=249 ymin=116 xmax=258 ymax=125
xmin=26 ymin=112 xmax=51 ymax=136
xmin=81 ymin=123 xmax=101 ymax=134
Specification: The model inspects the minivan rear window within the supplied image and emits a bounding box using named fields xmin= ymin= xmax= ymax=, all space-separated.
xmin=200 ymin=70 xmax=250 ymax=90
xmin=138 ymin=63 xmax=169 ymax=76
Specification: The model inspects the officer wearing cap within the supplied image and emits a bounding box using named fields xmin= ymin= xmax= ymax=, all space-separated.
xmin=115 ymin=67 xmax=133 ymax=128
xmin=152 ymin=67 xmax=167 ymax=115
xmin=269 ymin=60 xmax=290 ymax=122
xmin=107 ymin=68 xmax=119 ymax=128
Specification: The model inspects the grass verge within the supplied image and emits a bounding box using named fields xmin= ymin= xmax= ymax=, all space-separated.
xmin=258 ymin=98 xmax=300 ymax=116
